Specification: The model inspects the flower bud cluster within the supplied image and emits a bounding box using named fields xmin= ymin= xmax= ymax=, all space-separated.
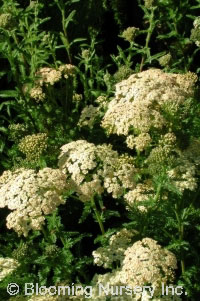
xmin=73 ymin=93 xmax=83 ymax=102
xmin=121 ymin=27 xmax=139 ymax=43
xmin=158 ymin=53 xmax=172 ymax=67
xmin=18 ymin=133 xmax=48 ymax=161
xmin=0 ymin=13 xmax=14 ymax=29
xmin=167 ymin=157 xmax=197 ymax=193
xmin=8 ymin=123 xmax=28 ymax=142
xmin=12 ymin=243 xmax=29 ymax=261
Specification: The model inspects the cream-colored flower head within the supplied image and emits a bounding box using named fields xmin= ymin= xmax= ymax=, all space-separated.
xmin=92 ymin=238 xmax=179 ymax=300
xmin=35 ymin=67 xmax=62 ymax=86
xmin=167 ymin=157 xmax=197 ymax=193
xmin=95 ymin=95 xmax=108 ymax=109
xmin=8 ymin=123 xmax=27 ymax=142
xmin=58 ymin=64 xmax=76 ymax=79
xmin=0 ymin=257 xmax=19 ymax=281
xmin=121 ymin=238 xmax=177 ymax=296
xmin=191 ymin=17 xmax=200 ymax=47
xmin=0 ymin=168 xmax=67 ymax=236
xmin=101 ymin=69 xmax=197 ymax=137
xmin=30 ymin=86 xmax=46 ymax=102
xmin=124 ymin=179 xmax=154 ymax=211
xmin=92 ymin=228 xmax=138 ymax=268
xmin=126 ymin=133 xmax=152 ymax=151
xmin=58 ymin=140 xmax=137 ymax=201
xmin=78 ymin=105 xmax=100 ymax=129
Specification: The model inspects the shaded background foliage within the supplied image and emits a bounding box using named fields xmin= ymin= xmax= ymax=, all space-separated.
xmin=1 ymin=0 xmax=200 ymax=300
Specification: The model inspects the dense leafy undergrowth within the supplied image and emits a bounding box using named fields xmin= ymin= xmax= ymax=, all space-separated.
xmin=1 ymin=0 xmax=200 ymax=300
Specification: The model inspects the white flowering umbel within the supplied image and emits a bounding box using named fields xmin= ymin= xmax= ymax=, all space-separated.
xmin=78 ymin=105 xmax=100 ymax=129
xmin=167 ymin=157 xmax=197 ymax=193
xmin=124 ymin=179 xmax=154 ymax=212
xmin=29 ymin=64 xmax=76 ymax=102
xmin=92 ymin=237 xmax=179 ymax=300
xmin=0 ymin=257 xmax=19 ymax=281
xmin=0 ymin=168 xmax=67 ymax=236
xmin=101 ymin=69 xmax=197 ymax=137
xmin=121 ymin=238 xmax=177 ymax=295
xmin=92 ymin=228 xmax=138 ymax=268
xmin=58 ymin=140 xmax=137 ymax=202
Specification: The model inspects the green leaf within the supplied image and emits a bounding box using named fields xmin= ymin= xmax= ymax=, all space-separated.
xmin=0 ymin=90 xmax=18 ymax=98
xmin=64 ymin=10 xmax=76 ymax=29
xmin=0 ymin=126 xmax=8 ymax=133
xmin=70 ymin=38 xmax=87 ymax=46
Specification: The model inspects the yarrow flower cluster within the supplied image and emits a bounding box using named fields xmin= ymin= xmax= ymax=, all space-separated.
xmin=58 ymin=140 xmax=137 ymax=201
xmin=101 ymin=69 xmax=197 ymax=137
xmin=18 ymin=133 xmax=48 ymax=161
xmin=30 ymin=64 xmax=76 ymax=102
xmin=81 ymin=49 xmax=90 ymax=59
xmin=30 ymin=86 xmax=46 ymax=102
xmin=167 ymin=157 xmax=197 ymax=193
xmin=58 ymin=64 xmax=76 ymax=79
xmin=124 ymin=180 xmax=154 ymax=212
xmin=121 ymin=238 xmax=177 ymax=294
xmin=190 ymin=17 xmax=200 ymax=47
xmin=92 ymin=238 xmax=179 ymax=300
xmin=92 ymin=228 xmax=138 ymax=268
xmin=126 ymin=133 xmax=152 ymax=151
xmin=78 ymin=97 xmax=108 ymax=128
xmin=12 ymin=243 xmax=29 ymax=261
xmin=0 ymin=257 xmax=19 ymax=281
xmin=0 ymin=168 xmax=67 ymax=236
xmin=78 ymin=105 xmax=100 ymax=129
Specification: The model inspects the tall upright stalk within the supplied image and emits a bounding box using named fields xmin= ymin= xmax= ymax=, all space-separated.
xmin=91 ymin=197 xmax=105 ymax=235
xmin=140 ymin=7 xmax=156 ymax=72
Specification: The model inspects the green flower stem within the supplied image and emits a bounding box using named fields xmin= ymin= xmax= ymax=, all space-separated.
xmin=174 ymin=203 xmax=185 ymax=274
xmin=140 ymin=7 xmax=155 ymax=72
xmin=61 ymin=10 xmax=72 ymax=64
xmin=11 ymin=31 xmax=27 ymax=79
xmin=91 ymin=197 xmax=105 ymax=235
xmin=41 ymin=226 xmax=52 ymax=243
